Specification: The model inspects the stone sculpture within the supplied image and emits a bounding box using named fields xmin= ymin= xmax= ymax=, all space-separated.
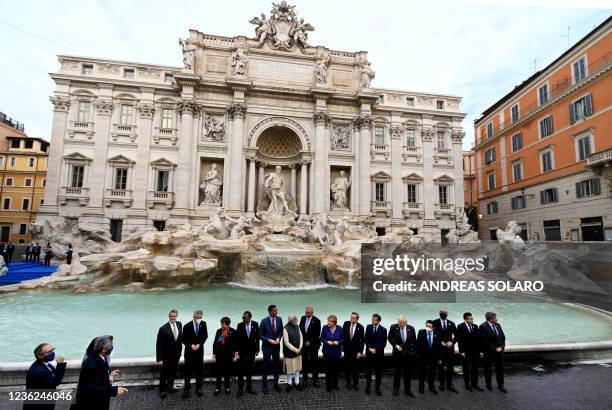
xmin=331 ymin=126 xmax=350 ymax=151
xmin=359 ymin=62 xmax=375 ymax=89
xmin=330 ymin=170 xmax=351 ymax=210
xmin=179 ymin=38 xmax=196 ymax=71
xmin=265 ymin=166 xmax=292 ymax=216
xmin=232 ymin=46 xmax=248 ymax=77
xmin=445 ymin=208 xmax=480 ymax=244
xmin=200 ymin=163 xmax=223 ymax=205
xmin=496 ymin=221 xmax=525 ymax=245
xmin=249 ymin=2 xmax=314 ymax=51
xmin=314 ymin=50 xmax=331 ymax=84
xmin=202 ymin=115 xmax=225 ymax=142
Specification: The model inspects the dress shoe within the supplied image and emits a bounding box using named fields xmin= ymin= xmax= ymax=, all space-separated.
xmin=286 ymin=384 xmax=292 ymax=393
xmin=405 ymin=390 xmax=415 ymax=398
xmin=465 ymin=385 xmax=473 ymax=391
xmin=365 ymin=386 xmax=371 ymax=395
xmin=353 ymin=385 xmax=360 ymax=392
xmin=393 ymin=389 xmax=399 ymax=396
xmin=429 ymin=387 xmax=438 ymax=395
xmin=419 ymin=386 xmax=425 ymax=394
xmin=273 ymin=384 xmax=281 ymax=393
xmin=313 ymin=380 xmax=320 ymax=388
xmin=213 ymin=389 xmax=221 ymax=396
xmin=159 ymin=392 xmax=167 ymax=400
xmin=262 ymin=386 xmax=269 ymax=395
xmin=499 ymin=387 xmax=507 ymax=393
xmin=225 ymin=389 xmax=230 ymax=395
xmin=473 ymin=385 xmax=484 ymax=392
xmin=375 ymin=388 xmax=383 ymax=396
xmin=182 ymin=390 xmax=190 ymax=399
xmin=486 ymin=385 xmax=493 ymax=391
xmin=196 ymin=388 xmax=203 ymax=397
xmin=236 ymin=390 xmax=243 ymax=398
xmin=168 ymin=387 xmax=179 ymax=393
xmin=439 ymin=384 xmax=445 ymax=392
xmin=247 ymin=387 xmax=257 ymax=395
xmin=448 ymin=385 xmax=458 ymax=393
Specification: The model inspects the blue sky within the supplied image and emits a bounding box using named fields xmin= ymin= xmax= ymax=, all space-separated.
xmin=0 ymin=0 xmax=610 ymax=148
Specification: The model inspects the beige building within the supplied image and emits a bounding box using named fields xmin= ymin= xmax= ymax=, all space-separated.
xmin=38 ymin=3 xmax=466 ymax=242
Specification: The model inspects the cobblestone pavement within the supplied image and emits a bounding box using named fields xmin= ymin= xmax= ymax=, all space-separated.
xmin=2 ymin=362 xmax=611 ymax=409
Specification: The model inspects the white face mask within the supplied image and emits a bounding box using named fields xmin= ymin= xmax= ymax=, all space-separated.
xmin=195 ymin=319 xmax=202 ymax=324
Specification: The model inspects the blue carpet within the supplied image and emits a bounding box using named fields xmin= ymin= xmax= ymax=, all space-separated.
xmin=0 ymin=262 xmax=58 ymax=285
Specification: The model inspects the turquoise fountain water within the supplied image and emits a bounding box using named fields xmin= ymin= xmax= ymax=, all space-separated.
xmin=1 ymin=285 xmax=610 ymax=362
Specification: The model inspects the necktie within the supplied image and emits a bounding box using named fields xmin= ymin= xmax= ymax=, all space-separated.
xmin=374 ymin=326 xmax=377 ymax=334
xmin=350 ymin=325 xmax=355 ymax=340
xmin=427 ymin=332 xmax=432 ymax=347
xmin=492 ymin=324 xmax=499 ymax=336
xmin=272 ymin=318 xmax=276 ymax=334
xmin=443 ymin=321 xmax=446 ymax=331
xmin=47 ymin=363 xmax=56 ymax=374
xmin=172 ymin=323 xmax=177 ymax=340
xmin=306 ymin=318 xmax=310 ymax=332
xmin=401 ymin=328 xmax=406 ymax=343
xmin=194 ymin=322 xmax=199 ymax=337
xmin=468 ymin=324 xmax=471 ymax=334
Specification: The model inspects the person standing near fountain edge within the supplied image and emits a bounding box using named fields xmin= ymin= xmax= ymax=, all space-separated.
xmin=182 ymin=310 xmax=208 ymax=399
xmin=432 ymin=308 xmax=458 ymax=393
xmin=260 ymin=304 xmax=283 ymax=394
xmin=364 ymin=313 xmax=387 ymax=396
xmin=299 ymin=306 xmax=321 ymax=388
xmin=236 ymin=311 xmax=259 ymax=397
xmin=156 ymin=309 xmax=182 ymax=399
xmin=282 ymin=314 xmax=304 ymax=392
xmin=342 ymin=312 xmax=365 ymax=391
xmin=480 ymin=312 xmax=507 ymax=393
xmin=24 ymin=343 xmax=66 ymax=410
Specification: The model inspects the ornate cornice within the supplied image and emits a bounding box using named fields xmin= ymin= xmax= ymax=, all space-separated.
xmin=94 ymin=99 xmax=114 ymax=115
xmin=49 ymin=96 xmax=71 ymax=112
xmin=226 ymin=103 xmax=247 ymax=119
xmin=137 ymin=103 xmax=155 ymax=119
xmin=313 ymin=111 xmax=332 ymax=127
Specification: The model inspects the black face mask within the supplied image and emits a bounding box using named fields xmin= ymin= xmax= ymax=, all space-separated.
xmin=439 ymin=313 xmax=448 ymax=320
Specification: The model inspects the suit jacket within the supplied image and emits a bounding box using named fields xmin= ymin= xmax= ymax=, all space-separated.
xmin=388 ymin=324 xmax=417 ymax=358
xmin=432 ymin=318 xmax=457 ymax=346
xmin=182 ymin=320 xmax=208 ymax=358
xmin=156 ymin=321 xmax=183 ymax=363
xmin=299 ymin=315 xmax=322 ymax=349
xmin=416 ymin=330 xmax=441 ymax=362
xmin=212 ymin=327 xmax=238 ymax=359
xmin=236 ymin=320 xmax=260 ymax=357
xmin=259 ymin=316 xmax=283 ymax=353
xmin=74 ymin=354 xmax=118 ymax=410
xmin=342 ymin=321 xmax=364 ymax=356
xmin=479 ymin=321 xmax=506 ymax=353
xmin=24 ymin=361 xmax=67 ymax=410
xmin=456 ymin=322 xmax=481 ymax=354
xmin=364 ymin=324 xmax=387 ymax=355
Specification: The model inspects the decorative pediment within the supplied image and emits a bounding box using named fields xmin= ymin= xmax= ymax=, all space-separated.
xmin=63 ymin=152 xmax=92 ymax=163
xmin=108 ymin=154 xmax=135 ymax=167
xmin=150 ymin=157 xmax=177 ymax=169
xmin=371 ymin=171 xmax=392 ymax=181
xmin=402 ymin=173 xmax=423 ymax=182
xmin=434 ymin=174 xmax=454 ymax=183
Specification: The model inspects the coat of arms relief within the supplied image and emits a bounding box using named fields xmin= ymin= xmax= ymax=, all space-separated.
xmin=249 ymin=1 xmax=315 ymax=52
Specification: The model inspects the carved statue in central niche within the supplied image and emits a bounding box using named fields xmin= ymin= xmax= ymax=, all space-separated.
xmin=265 ymin=165 xmax=292 ymax=216
xmin=330 ymin=170 xmax=351 ymax=210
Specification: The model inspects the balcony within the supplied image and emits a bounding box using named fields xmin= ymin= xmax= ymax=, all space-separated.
xmin=147 ymin=190 xmax=175 ymax=209
xmin=371 ymin=144 xmax=390 ymax=159
xmin=434 ymin=203 xmax=454 ymax=218
xmin=67 ymin=121 xmax=95 ymax=138
xmin=153 ymin=127 xmax=178 ymax=145
xmin=104 ymin=188 xmax=133 ymax=207
xmin=371 ymin=200 xmax=391 ymax=216
xmin=59 ymin=186 xmax=89 ymax=206
xmin=111 ymin=123 xmax=137 ymax=142
xmin=402 ymin=202 xmax=423 ymax=218
xmin=587 ymin=148 xmax=612 ymax=179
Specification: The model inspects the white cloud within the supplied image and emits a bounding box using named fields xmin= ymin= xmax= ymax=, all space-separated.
xmin=0 ymin=0 xmax=609 ymax=149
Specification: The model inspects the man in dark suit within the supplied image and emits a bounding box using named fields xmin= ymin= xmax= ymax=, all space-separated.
xmin=74 ymin=335 xmax=128 ymax=409
xmin=156 ymin=309 xmax=183 ymax=399
xmin=416 ymin=320 xmax=441 ymax=395
xmin=24 ymin=343 xmax=67 ymax=410
xmin=388 ymin=315 xmax=417 ymax=397
xmin=259 ymin=304 xmax=283 ymax=394
xmin=342 ymin=312 xmax=364 ymax=391
xmin=364 ymin=313 xmax=387 ymax=396
xmin=236 ymin=310 xmax=259 ymax=397
xmin=432 ymin=308 xmax=458 ymax=392
xmin=181 ymin=309 xmax=207 ymax=399
xmin=456 ymin=312 xmax=483 ymax=391
xmin=299 ymin=305 xmax=321 ymax=388
xmin=480 ymin=311 xmax=507 ymax=393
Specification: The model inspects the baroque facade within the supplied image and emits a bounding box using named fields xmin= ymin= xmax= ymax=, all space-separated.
xmin=39 ymin=3 xmax=466 ymax=242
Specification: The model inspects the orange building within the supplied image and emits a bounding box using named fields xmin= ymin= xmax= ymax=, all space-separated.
xmin=473 ymin=17 xmax=611 ymax=242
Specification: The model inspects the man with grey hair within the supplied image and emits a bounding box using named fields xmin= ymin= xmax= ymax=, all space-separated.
xmin=388 ymin=314 xmax=417 ymax=396
xmin=74 ymin=335 xmax=127 ymax=409
xmin=182 ymin=309 xmax=208 ymax=398
xmin=156 ymin=309 xmax=183 ymax=399
xmin=25 ymin=343 xmax=66 ymax=409
xmin=299 ymin=305 xmax=321 ymax=387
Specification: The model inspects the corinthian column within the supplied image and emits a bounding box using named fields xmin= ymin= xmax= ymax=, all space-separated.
xmin=355 ymin=115 xmax=373 ymax=217
xmin=175 ymin=98 xmax=198 ymax=210
xmin=44 ymin=96 xmax=71 ymax=207
xmin=299 ymin=159 xmax=309 ymax=215
xmin=422 ymin=127 xmax=435 ymax=220
xmin=452 ymin=130 xmax=465 ymax=211
xmin=390 ymin=125 xmax=404 ymax=224
xmin=246 ymin=154 xmax=257 ymax=215
xmin=226 ymin=103 xmax=247 ymax=212
xmin=312 ymin=111 xmax=331 ymax=214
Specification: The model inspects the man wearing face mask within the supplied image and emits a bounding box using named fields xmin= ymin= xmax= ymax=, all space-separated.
xmin=74 ymin=335 xmax=128 ymax=409
xmin=24 ymin=343 xmax=67 ymax=410
xmin=416 ymin=320 xmax=441 ymax=395
xmin=156 ymin=309 xmax=183 ymax=399
xmin=182 ymin=310 xmax=208 ymax=399
xmin=432 ymin=309 xmax=458 ymax=393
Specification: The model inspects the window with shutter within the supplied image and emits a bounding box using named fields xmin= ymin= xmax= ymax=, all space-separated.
xmin=576 ymin=182 xmax=583 ymax=198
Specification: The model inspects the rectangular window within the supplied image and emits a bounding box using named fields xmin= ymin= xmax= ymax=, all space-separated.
xmin=123 ymin=68 xmax=135 ymax=79
xmin=28 ymin=158 xmax=35 ymax=167
xmin=511 ymin=104 xmax=520 ymax=123
xmin=153 ymin=220 xmax=166 ymax=231
xmin=42 ymin=179 xmax=47 ymax=187
xmin=156 ymin=170 xmax=169 ymax=192
xmin=436 ymin=100 xmax=444 ymax=109
xmin=25 ymin=178 xmax=32 ymax=187
xmin=569 ymin=94 xmax=593 ymax=124
xmin=487 ymin=202 xmax=498 ymax=214
xmin=511 ymin=195 xmax=526 ymax=210
xmin=541 ymin=150 xmax=553 ymax=173
xmin=2 ymin=198 xmax=10 ymax=210
xmin=407 ymin=184 xmax=417 ymax=203
xmin=9 ymin=157 xmax=16 ymax=166
xmin=10 ymin=139 xmax=20 ymax=148
xmin=485 ymin=147 xmax=495 ymax=164
xmin=19 ymin=224 xmax=27 ymax=235
xmin=489 ymin=229 xmax=498 ymax=241
xmin=405 ymin=129 xmax=415 ymax=147
xmin=71 ymin=165 xmax=84 ymax=188
xmin=120 ymin=105 xmax=133 ymax=125
xmin=576 ymin=134 xmax=592 ymax=161
xmin=486 ymin=122 xmax=493 ymax=138
xmin=114 ymin=168 xmax=128 ymax=190
xmin=378 ymin=95 xmax=385 ymax=104
xmin=436 ymin=132 xmax=446 ymax=150
xmin=540 ymin=188 xmax=559 ymax=204
xmin=375 ymin=182 xmax=385 ymax=202
xmin=0 ymin=157 xmax=3 ymax=166
xmin=24 ymin=140 xmax=33 ymax=149
xmin=164 ymin=73 xmax=174 ymax=83
xmin=511 ymin=133 xmax=523 ymax=152
xmin=538 ymin=84 xmax=549 ymax=105
xmin=77 ymin=101 xmax=91 ymax=122
xmin=488 ymin=172 xmax=496 ymax=190
xmin=512 ymin=162 xmax=522 ymax=182
xmin=5 ymin=177 xmax=13 ymax=186
xmin=543 ymin=219 xmax=561 ymax=241
xmin=82 ymin=64 xmax=93 ymax=75
xmin=406 ymin=97 xmax=414 ymax=107
xmin=161 ymin=108 xmax=173 ymax=129
xmin=576 ymin=178 xmax=601 ymax=198
xmin=438 ymin=185 xmax=448 ymax=204
xmin=374 ymin=127 xmax=385 ymax=146
xmin=22 ymin=198 xmax=30 ymax=211
xmin=539 ymin=116 xmax=553 ymax=138
xmin=573 ymin=57 xmax=586 ymax=83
